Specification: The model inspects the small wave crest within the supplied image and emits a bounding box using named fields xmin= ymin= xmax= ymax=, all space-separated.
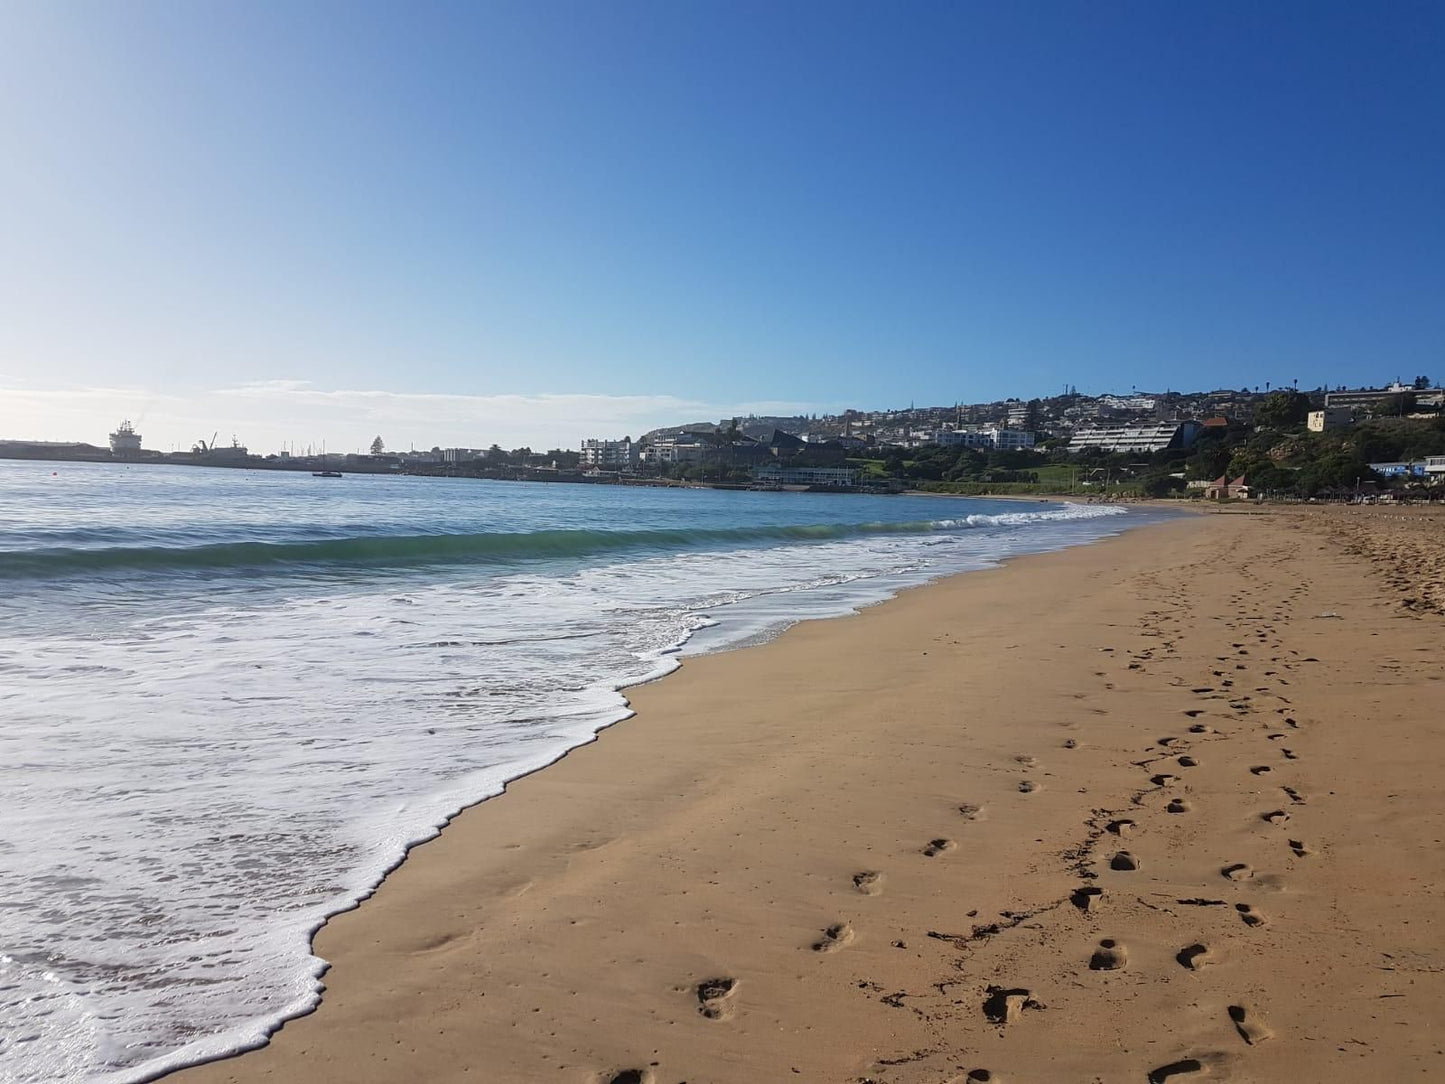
xmin=0 ymin=504 xmax=1126 ymax=579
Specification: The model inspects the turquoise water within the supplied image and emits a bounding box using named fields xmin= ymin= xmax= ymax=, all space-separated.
xmin=0 ymin=461 xmax=1143 ymax=1083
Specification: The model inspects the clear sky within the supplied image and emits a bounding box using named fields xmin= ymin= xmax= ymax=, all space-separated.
xmin=1 ymin=1 xmax=1440 ymax=452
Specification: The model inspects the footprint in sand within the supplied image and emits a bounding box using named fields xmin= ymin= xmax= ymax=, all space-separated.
xmin=1014 ymin=754 xmax=1037 ymax=768
xmin=1105 ymin=818 xmax=1136 ymax=836
xmin=1262 ymin=809 xmax=1290 ymax=825
xmin=1167 ymin=798 xmax=1190 ymax=814
xmin=965 ymin=1070 xmax=1000 ymax=1083
xmin=1187 ymin=723 xmax=1213 ymax=734
xmin=695 ymin=977 xmax=737 ymax=1019
xmin=1235 ymin=903 xmax=1266 ymax=927
xmin=1281 ymin=748 xmax=1298 ymax=760
xmin=1228 ymin=1004 xmax=1274 ymax=1045
xmin=1282 ymin=786 xmax=1306 ymax=804
xmin=812 ymin=923 xmax=854 ymax=952
xmin=853 ymin=871 xmax=884 ymax=895
xmin=958 ymin=803 xmax=984 ymax=821
xmin=1151 ymin=773 xmax=1179 ymax=787
xmin=1176 ymin=943 xmax=1214 ymax=970
xmin=1147 ymin=1058 xmax=1208 ymax=1082
xmin=1183 ymin=709 xmax=1206 ymax=718
xmin=923 ymin=838 xmax=956 ymax=857
xmin=1177 ymin=755 xmax=1199 ymax=768
xmin=1249 ymin=765 xmax=1272 ymax=776
xmin=982 ymin=986 xmax=1039 ymax=1025
xmin=1070 ymin=885 xmax=1104 ymax=912
xmin=1018 ymin=780 xmax=1040 ymax=794
xmin=1289 ymin=839 xmax=1312 ymax=857
xmin=1089 ymin=938 xmax=1128 ymax=970
xmin=605 ymin=1070 xmax=654 ymax=1084
xmin=1220 ymin=863 xmax=1252 ymax=881
xmin=1109 ymin=851 xmax=1140 ymax=871
xmin=1063 ymin=738 xmax=1079 ymax=749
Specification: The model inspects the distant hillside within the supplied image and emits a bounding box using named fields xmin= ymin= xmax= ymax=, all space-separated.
xmin=640 ymin=416 xmax=811 ymax=442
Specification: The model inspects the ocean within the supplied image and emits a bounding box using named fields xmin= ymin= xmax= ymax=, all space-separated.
xmin=0 ymin=460 xmax=1148 ymax=1083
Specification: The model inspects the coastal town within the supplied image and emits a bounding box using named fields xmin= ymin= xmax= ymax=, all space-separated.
xmin=4 ymin=378 xmax=1443 ymax=499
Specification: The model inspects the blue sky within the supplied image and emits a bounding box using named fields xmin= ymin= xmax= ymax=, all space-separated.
xmin=0 ymin=1 xmax=1440 ymax=451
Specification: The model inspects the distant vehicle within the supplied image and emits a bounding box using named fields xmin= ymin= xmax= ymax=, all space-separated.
xmin=311 ymin=470 xmax=343 ymax=478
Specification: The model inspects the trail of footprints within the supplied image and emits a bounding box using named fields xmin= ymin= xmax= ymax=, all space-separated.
xmin=604 ymin=555 xmax=1327 ymax=1082
xmin=954 ymin=564 xmax=1315 ymax=1081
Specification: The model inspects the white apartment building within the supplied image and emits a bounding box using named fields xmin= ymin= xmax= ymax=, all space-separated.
xmin=931 ymin=427 xmax=1036 ymax=450
xmin=1099 ymin=394 xmax=1159 ymax=411
xmin=580 ymin=437 xmax=639 ymax=470
xmin=640 ymin=434 xmax=707 ymax=465
xmin=1068 ymin=420 xmax=1202 ymax=454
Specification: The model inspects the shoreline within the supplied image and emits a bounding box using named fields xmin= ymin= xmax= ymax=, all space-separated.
xmin=173 ymin=507 xmax=1445 ymax=1083
xmin=116 ymin=499 xmax=1142 ymax=1083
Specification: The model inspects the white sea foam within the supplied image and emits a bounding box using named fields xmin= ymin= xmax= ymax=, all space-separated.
xmin=0 ymin=480 xmax=1139 ymax=1084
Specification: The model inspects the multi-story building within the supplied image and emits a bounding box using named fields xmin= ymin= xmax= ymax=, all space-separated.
xmin=1098 ymin=394 xmax=1159 ymax=412
xmin=931 ymin=428 xmax=1036 ymax=450
xmin=580 ymin=437 xmax=639 ymax=471
xmin=1068 ymin=420 xmax=1203 ymax=455
xmin=1307 ymin=407 xmax=1354 ymax=432
xmin=1325 ymin=382 xmax=1444 ymax=410
xmin=989 ymin=427 xmax=1037 ymax=451
xmin=755 ymin=464 xmax=859 ymax=487
xmin=641 ymin=434 xmax=707 ymax=465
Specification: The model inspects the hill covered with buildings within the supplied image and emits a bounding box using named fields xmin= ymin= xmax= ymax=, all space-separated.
xmin=5 ymin=378 xmax=1443 ymax=498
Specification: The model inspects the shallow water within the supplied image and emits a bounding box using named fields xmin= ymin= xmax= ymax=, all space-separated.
xmin=0 ymin=461 xmax=1147 ymax=1082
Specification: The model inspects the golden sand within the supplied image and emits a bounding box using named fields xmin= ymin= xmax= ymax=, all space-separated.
xmin=175 ymin=507 xmax=1445 ymax=1083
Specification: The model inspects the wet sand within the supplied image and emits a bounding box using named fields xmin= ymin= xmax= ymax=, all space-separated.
xmin=175 ymin=506 xmax=1445 ymax=1083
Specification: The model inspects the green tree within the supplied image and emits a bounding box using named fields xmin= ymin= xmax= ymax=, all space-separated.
xmin=1023 ymin=398 xmax=1042 ymax=432
xmin=369 ymin=435 xmax=385 ymax=455
xmin=1185 ymin=443 xmax=1231 ymax=480
xmin=1371 ymin=392 xmax=1416 ymax=418
xmin=1141 ymin=474 xmax=1185 ymax=498
xmin=1254 ymin=390 xmax=1312 ymax=430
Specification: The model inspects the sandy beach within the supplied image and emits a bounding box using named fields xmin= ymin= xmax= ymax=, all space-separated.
xmin=174 ymin=506 xmax=1445 ymax=1084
